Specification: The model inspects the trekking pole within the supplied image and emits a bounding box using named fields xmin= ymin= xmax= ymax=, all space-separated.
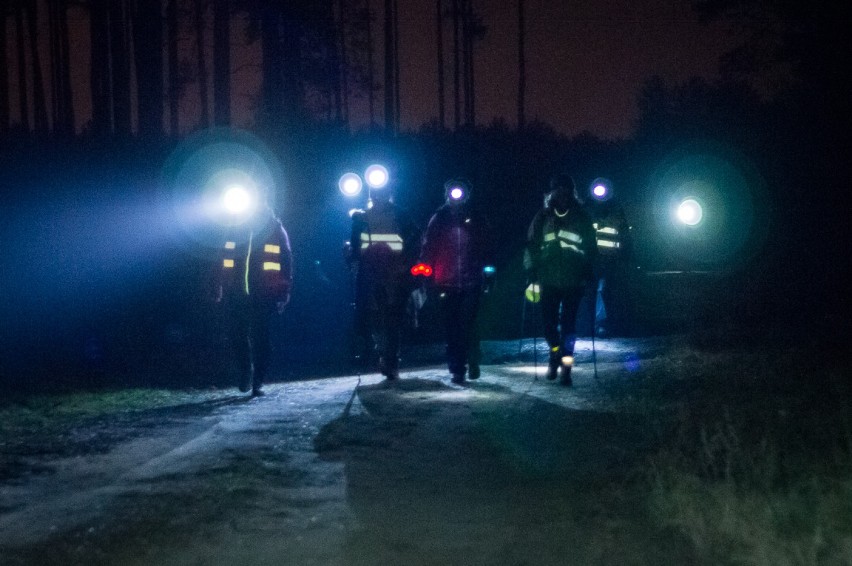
xmin=590 ymin=288 xmax=598 ymax=380
xmin=532 ymin=297 xmax=539 ymax=380
xmin=517 ymin=287 xmax=528 ymax=358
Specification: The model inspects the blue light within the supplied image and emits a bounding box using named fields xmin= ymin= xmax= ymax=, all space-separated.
xmin=483 ymin=265 xmax=496 ymax=274
xmin=338 ymin=172 xmax=363 ymax=197
xmin=364 ymin=164 xmax=389 ymax=189
xmin=590 ymin=177 xmax=612 ymax=201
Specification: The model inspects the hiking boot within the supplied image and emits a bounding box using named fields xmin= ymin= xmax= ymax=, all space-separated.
xmin=468 ymin=364 xmax=480 ymax=380
xmin=251 ymin=387 xmax=265 ymax=397
xmin=238 ymin=374 xmax=251 ymax=393
xmin=547 ymin=349 xmax=560 ymax=381
xmin=451 ymin=372 xmax=466 ymax=385
xmin=559 ymin=365 xmax=573 ymax=386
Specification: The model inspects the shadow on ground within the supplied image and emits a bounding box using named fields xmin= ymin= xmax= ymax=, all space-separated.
xmin=315 ymin=377 xmax=693 ymax=565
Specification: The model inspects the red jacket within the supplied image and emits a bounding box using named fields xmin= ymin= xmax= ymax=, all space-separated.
xmin=420 ymin=203 xmax=493 ymax=289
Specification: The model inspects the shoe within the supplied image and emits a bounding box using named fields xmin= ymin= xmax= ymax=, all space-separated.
xmin=468 ymin=364 xmax=480 ymax=380
xmin=451 ymin=373 xmax=466 ymax=385
xmin=238 ymin=378 xmax=251 ymax=393
xmin=251 ymin=388 xmax=265 ymax=397
xmin=547 ymin=349 xmax=560 ymax=381
xmin=385 ymin=369 xmax=400 ymax=381
xmin=559 ymin=365 xmax=573 ymax=386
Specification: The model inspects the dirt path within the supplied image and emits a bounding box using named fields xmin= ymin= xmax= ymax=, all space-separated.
xmin=1 ymin=346 xmax=692 ymax=565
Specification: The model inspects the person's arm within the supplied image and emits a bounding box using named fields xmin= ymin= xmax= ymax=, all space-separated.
xmin=277 ymin=225 xmax=294 ymax=311
xmin=419 ymin=212 xmax=440 ymax=265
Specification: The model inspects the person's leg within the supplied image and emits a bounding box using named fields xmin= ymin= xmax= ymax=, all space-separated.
xmin=461 ymin=286 xmax=482 ymax=379
xmin=557 ymin=286 xmax=586 ymax=385
xmin=226 ymin=297 xmax=252 ymax=392
xmin=539 ymin=286 xmax=562 ymax=380
xmin=378 ymin=280 xmax=405 ymax=380
xmin=441 ymin=289 xmax=466 ymax=381
xmin=249 ymin=300 xmax=273 ymax=394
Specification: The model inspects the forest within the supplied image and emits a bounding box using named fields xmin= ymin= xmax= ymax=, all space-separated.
xmin=0 ymin=1 xmax=848 ymax=390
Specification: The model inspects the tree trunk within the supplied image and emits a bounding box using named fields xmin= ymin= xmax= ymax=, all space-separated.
xmin=435 ymin=0 xmax=444 ymax=129
xmin=89 ymin=0 xmax=110 ymax=134
xmin=194 ymin=0 xmax=209 ymax=128
xmin=451 ymin=0 xmax=459 ymax=129
xmin=260 ymin=6 xmax=283 ymax=125
xmin=212 ymin=0 xmax=230 ymax=126
xmin=167 ymin=0 xmax=180 ymax=135
xmin=134 ymin=0 xmax=164 ymax=137
xmin=48 ymin=0 xmax=73 ymax=135
xmin=25 ymin=1 xmax=49 ymax=133
xmin=463 ymin=0 xmax=472 ymax=127
xmin=382 ymin=0 xmax=394 ymax=133
xmin=109 ymin=0 xmax=132 ymax=135
xmin=0 ymin=6 xmax=9 ymax=134
xmin=517 ymin=0 xmax=525 ymax=130
xmin=337 ymin=0 xmax=349 ymax=124
xmin=365 ymin=0 xmax=374 ymax=126
xmin=392 ymin=0 xmax=399 ymax=131
xmin=15 ymin=5 xmax=28 ymax=130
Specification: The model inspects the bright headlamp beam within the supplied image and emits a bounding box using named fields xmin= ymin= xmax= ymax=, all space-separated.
xmin=338 ymin=172 xmax=363 ymax=197
xmin=593 ymin=185 xmax=607 ymax=198
xmin=677 ymin=198 xmax=703 ymax=226
xmin=364 ymin=164 xmax=389 ymax=189
xmin=223 ymin=185 xmax=253 ymax=215
xmin=449 ymin=187 xmax=464 ymax=200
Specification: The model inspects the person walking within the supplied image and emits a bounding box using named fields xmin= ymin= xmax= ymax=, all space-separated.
xmin=523 ymin=174 xmax=596 ymax=385
xmin=420 ymin=179 xmax=494 ymax=385
xmin=217 ymin=201 xmax=293 ymax=396
xmin=346 ymin=181 xmax=418 ymax=380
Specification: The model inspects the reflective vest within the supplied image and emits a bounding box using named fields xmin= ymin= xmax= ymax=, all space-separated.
xmin=542 ymin=227 xmax=586 ymax=256
xmin=221 ymin=221 xmax=291 ymax=299
xmin=593 ymin=222 xmax=622 ymax=256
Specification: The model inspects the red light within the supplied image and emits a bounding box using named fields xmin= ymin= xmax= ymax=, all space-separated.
xmin=410 ymin=263 xmax=433 ymax=277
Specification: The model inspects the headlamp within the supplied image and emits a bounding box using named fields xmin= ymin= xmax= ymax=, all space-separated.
xmin=338 ymin=172 xmax=363 ymax=197
xmin=364 ymin=164 xmax=389 ymax=189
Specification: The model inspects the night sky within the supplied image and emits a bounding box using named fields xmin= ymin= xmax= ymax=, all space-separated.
xmin=7 ymin=0 xmax=740 ymax=139
xmin=391 ymin=0 xmax=738 ymax=138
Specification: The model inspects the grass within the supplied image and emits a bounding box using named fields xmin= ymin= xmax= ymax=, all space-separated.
xmin=631 ymin=334 xmax=852 ymax=566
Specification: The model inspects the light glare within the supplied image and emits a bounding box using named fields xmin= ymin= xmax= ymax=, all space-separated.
xmin=223 ymin=186 xmax=252 ymax=215
xmin=364 ymin=164 xmax=389 ymax=189
xmin=677 ymin=198 xmax=703 ymax=226
xmin=338 ymin=172 xmax=363 ymax=197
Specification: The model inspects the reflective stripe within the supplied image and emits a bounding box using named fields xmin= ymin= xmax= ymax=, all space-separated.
xmin=263 ymin=262 xmax=281 ymax=271
xmin=224 ymin=241 xmax=236 ymax=249
xmin=543 ymin=233 xmax=556 ymax=242
xmin=597 ymin=226 xmax=618 ymax=235
xmin=557 ymin=230 xmax=581 ymax=243
xmin=598 ymin=240 xmax=620 ymax=248
xmin=245 ymin=232 xmax=253 ymax=294
xmin=359 ymin=232 xmax=404 ymax=251
xmin=264 ymin=244 xmax=280 ymax=254
xmin=559 ymin=241 xmax=584 ymax=254
xmin=223 ymin=259 xmax=234 ymax=268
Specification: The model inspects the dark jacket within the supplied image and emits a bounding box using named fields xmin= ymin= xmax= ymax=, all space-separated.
xmin=220 ymin=214 xmax=293 ymax=302
xmin=420 ymin=203 xmax=494 ymax=289
xmin=524 ymin=205 xmax=596 ymax=289
xmin=348 ymin=200 xmax=418 ymax=282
